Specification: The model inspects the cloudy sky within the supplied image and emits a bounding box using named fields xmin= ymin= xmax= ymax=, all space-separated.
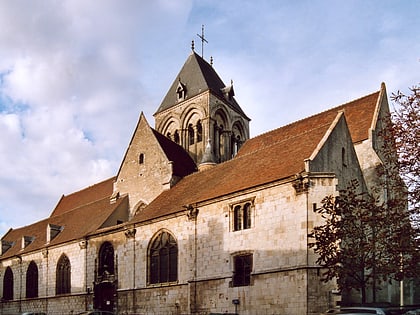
xmin=0 ymin=0 xmax=419 ymax=236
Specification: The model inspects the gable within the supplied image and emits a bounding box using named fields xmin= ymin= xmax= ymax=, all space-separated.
xmin=308 ymin=113 xmax=367 ymax=191
xmin=115 ymin=113 xmax=196 ymax=215
xmin=131 ymin=116 xmax=337 ymax=224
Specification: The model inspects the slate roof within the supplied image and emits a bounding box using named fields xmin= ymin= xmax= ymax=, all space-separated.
xmin=152 ymin=129 xmax=197 ymax=176
xmin=1 ymin=194 xmax=128 ymax=259
xmin=155 ymin=52 xmax=248 ymax=118
xmin=132 ymin=89 xmax=382 ymax=224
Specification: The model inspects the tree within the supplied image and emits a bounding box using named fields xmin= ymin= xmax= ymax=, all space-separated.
xmin=386 ymin=85 xmax=420 ymax=228
xmin=309 ymin=182 xmax=419 ymax=304
xmin=310 ymin=182 xmax=383 ymax=304
xmin=309 ymin=85 xmax=420 ymax=304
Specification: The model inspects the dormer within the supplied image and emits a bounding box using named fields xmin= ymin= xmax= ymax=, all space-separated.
xmin=21 ymin=235 xmax=34 ymax=250
xmin=47 ymin=224 xmax=63 ymax=243
xmin=1 ymin=240 xmax=14 ymax=255
xmin=221 ymin=82 xmax=235 ymax=101
xmin=176 ymin=80 xmax=187 ymax=102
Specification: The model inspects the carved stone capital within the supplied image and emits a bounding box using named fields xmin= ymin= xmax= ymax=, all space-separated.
xmin=124 ymin=228 xmax=136 ymax=239
xmin=79 ymin=240 xmax=88 ymax=249
xmin=185 ymin=205 xmax=199 ymax=221
xmin=42 ymin=249 xmax=48 ymax=258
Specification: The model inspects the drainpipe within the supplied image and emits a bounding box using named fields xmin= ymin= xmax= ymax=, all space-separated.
xmin=185 ymin=204 xmax=199 ymax=314
xmin=43 ymin=248 xmax=48 ymax=313
xmin=16 ymin=255 xmax=22 ymax=313
xmin=132 ymin=228 xmax=136 ymax=313
xmin=83 ymin=237 xmax=88 ymax=311
xmin=305 ymin=179 xmax=310 ymax=315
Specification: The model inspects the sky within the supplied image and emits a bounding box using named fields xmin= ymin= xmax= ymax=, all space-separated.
xmin=0 ymin=0 xmax=419 ymax=236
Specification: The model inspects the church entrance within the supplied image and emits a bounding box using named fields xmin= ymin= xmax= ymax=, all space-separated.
xmin=94 ymin=241 xmax=117 ymax=312
xmin=94 ymin=281 xmax=116 ymax=312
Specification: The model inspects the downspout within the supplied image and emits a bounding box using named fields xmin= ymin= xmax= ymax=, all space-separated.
xmin=83 ymin=237 xmax=88 ymax=311
xmin=16 ymin=255 xmax=22 ymax=313
xmin=306 ymin=181 xmax=310 ymax=315
xmin=194 ymin=208 xmax=198 ymax=314
xmin=185 ymin=204 xmax=199 ymax=314
xmin=44 ymin=249 xmax=48 ymax=314
xmin=304 ymin=160 xmax=311 ymax=315
xmin=133 ymin=228 xmax=137 ymax=313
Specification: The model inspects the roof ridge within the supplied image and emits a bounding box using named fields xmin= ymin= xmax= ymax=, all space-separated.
xmin=238 ymin=121 xmax=334 ymax=159
xmin=61 ymin=176 xmax=115 ymax=198
xmin=178 ymin=120 xmax=332 ymax=181
xmin=252 ymin=89 xmax=380 ymax=141
xmin=53 ymin=194 xmax=119 ymax=216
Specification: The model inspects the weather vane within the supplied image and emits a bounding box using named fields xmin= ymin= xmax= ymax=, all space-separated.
xmin=196 ymin=24 xmax=208 ymax=58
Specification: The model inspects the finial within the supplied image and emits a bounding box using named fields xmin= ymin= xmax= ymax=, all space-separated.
xmin=231 ymin=79 xmax=233 ymax=86
xmin=196 ymin=24 xmax=208 ymax=58
xmin=210 ymin=56 xmax=213 ymax=66
xmin=191 ymin=40 xmax=195 ymax=51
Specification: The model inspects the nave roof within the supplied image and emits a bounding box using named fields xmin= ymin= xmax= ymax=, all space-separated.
xmin=131 ymin=88 xmax=382 ymax=224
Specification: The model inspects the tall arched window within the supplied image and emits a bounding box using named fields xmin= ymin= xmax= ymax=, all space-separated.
xmin=98 ymin=242 xmax=114 ymax=276
xmin=188 ymin=124 xmax=195 ymax=145
xmin=232 ymin=201 xmax=253 ymax=231
xmin=196 ymin=120 xmax=203 ymax=142
xmin=26 ymin=261 xmax=38 ymax=298
xmin=3 ymin=266 xmax=13 ymax=300
xmin=56 ymin=254 xmax=71 ymax=295
xmin=149 ymin=231 xmax=178 ymax=284
xmin=174 ymin=130 xmax=180 ymax=144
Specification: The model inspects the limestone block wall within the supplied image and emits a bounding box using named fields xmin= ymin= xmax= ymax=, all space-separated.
xmin=114 ymin=115 xmax=174 ymax=215
xmin=46 ymin=241 xmax=87 ymax=296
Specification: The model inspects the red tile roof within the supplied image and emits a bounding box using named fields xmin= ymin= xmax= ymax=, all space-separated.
xmin=132 ymin=89 xmax=381 ymax=224
xmin=1 ymin=195 xmax=127 ymax=259
xmin=50 ymin=177 xmax=115 ymax=217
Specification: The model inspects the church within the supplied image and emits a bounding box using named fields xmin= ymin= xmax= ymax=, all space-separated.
xmin=0 ymin=47 xmax=402 ymax=314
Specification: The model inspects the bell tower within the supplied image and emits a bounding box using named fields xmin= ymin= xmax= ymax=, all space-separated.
xmin=153 ymin=49 xmax=250 ymax=167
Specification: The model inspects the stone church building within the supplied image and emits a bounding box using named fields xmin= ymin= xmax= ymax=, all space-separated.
xmin=0 ymin=50 xmax=401 ymax=314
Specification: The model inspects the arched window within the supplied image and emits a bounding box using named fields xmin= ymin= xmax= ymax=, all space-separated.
xmin=188 ymin=124 xmax=195 ymax=145
xmin=243 ymin=203 xmax=252 ymax=229
xmin=98 ymin=242 xmax=114 ymax=276
xmin=174 ymin=130 xmax=180 ymax=144
xmin=26 ymin=261 xmax=38 ymax=298
xmin=149 ymin=231 xmax=178 ymax=284
xmin=139 ymin=153 xmax=145 ymax=164
xmin=233 ymin=205 xmax=242 ymax=231
xmin=232 ymin=201 xmax=253 ymax=231
xmin=3 ymin=266 xmax=13 ymax=300
xmin=56 ymin=254 xmax=71 ymax=295
xmin=197 ymin=120 xmax=203 ymax=142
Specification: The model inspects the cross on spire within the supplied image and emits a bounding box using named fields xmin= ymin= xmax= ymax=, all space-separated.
xmin=196 ymin=24 xmax=208 ymax=58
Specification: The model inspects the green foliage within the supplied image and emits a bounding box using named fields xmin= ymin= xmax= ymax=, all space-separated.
xmin=389 ymin=85 xmax=420 ymax=228
xmin=309 ymin=181 xmax=419 ymax=304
